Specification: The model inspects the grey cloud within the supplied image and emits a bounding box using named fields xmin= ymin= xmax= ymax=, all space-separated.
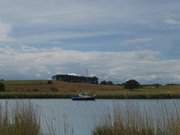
xmin=0 ymin=0 xmax=180 ymax=83
xmin=0 ymin=47 xmax=180 ymax=84
xmin=0 ymin=22 xmax=12 ymax=42
xmin=1 ymin=0 xmax=180 ymax=26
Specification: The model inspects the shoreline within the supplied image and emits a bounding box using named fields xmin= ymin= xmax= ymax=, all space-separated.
xmin=0 ymin=92 xmax=180 ymax=99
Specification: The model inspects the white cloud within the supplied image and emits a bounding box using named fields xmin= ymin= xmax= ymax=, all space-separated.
xmin=0 ymin=47 xmax=180 ymax=83
xmin=124 ymin=37 xmax=153 ymax=45
xmin=164 ymin=17 xmax=180 ymax=25
xmin=18 ymin=31 xmax=119 ymax=42
xmin=1 ymin=0 xmax=179 ymax=27
xmin=0 ymin=0 xmax=180 ymax=84
xmin=0 ymin=22 xmax=12 ymax=42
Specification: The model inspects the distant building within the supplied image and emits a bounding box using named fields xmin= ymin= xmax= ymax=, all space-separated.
xmin=52 ymin=74 xmax=98 ymax=84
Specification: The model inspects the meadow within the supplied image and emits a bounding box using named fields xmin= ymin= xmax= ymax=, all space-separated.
xmin=0 ymin=80 xmax=180 ymax=99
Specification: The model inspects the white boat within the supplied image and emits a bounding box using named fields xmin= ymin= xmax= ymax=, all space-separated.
xmin=72 ymin=92 xmax=96 ymax=100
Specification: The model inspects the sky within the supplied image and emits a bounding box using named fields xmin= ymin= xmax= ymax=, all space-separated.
xmin=0 ymin=0 xmax=180 ymax=83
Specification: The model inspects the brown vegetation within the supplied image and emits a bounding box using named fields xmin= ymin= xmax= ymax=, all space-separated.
xmin=1 ymin=80 xmax=180 ymax=99
xmin=0 ymin=103 xmax=40 ymax=135
xmin=93 ymin=104 xmax=180 ymax=135
xmin=4 ymin=80 xmax=124 ymax=92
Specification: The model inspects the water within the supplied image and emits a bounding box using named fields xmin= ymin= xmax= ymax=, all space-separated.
xmin=0 ymin=99 xmax=179 ymax=135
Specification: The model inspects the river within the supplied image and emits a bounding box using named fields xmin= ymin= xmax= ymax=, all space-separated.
xmin=0 ymin=99 xmax=179 ymax=135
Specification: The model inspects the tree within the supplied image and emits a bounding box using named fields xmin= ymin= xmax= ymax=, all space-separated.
xmin=107 ymin=81 xmax=114 ymax=85
xmin=100 ymin=80 xmax=114 ymax=85
xmin=0 ymin=82 xmax=5 ymax=92
xmin=124 ymin=79 xmax=140 ymax=89
xmin=100 ymin=80 xmax=107 ymax=85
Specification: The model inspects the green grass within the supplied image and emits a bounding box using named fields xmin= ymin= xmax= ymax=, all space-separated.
xmin=0 ymin=92 xmax=74 ymax=99
xmin=0 ymin=91 xmax=180 ymax=99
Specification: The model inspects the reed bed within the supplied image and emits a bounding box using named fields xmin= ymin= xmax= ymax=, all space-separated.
xmin=93 ymin=103 xmax=180 ymax=135
xmin=0 ymin=102 xmax=40 ymax=135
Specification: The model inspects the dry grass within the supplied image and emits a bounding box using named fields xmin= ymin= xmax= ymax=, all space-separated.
xmin=0 ymin=102 xmax=40 ymax=135
xmin=4 ymin=80 xmax=124 ymax=92
xmin=93 ymin=104 xmax=180 ymax=135
xmin=1 ymin=80 xmax=180 ymax=99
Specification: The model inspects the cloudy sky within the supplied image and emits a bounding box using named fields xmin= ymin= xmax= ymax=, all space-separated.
xmin=0 ymin=0 xmax=180 ymax=83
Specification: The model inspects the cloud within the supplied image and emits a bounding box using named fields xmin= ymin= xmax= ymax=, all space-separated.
xmin=164 ymin=17 xmax=180 ymax=25
xmin=0 ymin=0 xmax=180 ymax=84
xmin=1 ymin=0 xmax=179 ymax=27
xmin=0 ymin=47 xmax=180 ymax=84
xmin=14 ymin=30 xmax=119 ymax=40
xmin=0 ymin=22 xmax=12 ymax=42
xmin=124 ymin=37 xmax=153 ymax=45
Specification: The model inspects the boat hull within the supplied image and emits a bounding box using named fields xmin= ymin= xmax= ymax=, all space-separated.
xmin=72 ymin=96 xmax=96 ymax=101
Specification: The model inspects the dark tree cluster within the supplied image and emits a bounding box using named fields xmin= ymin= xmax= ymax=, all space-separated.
xmin=0 ymin=82 xmax=5 ymax=92
xmin=100 ymin=80 xmax=114 ymax=85
xmin=123 ymin=79 xmax=140 ymax=89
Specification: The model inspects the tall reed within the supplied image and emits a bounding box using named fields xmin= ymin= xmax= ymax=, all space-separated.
xmin=93 ymin=103 xmax=180 ymax=135
xmin=0 ymin=102 xmax=40 ymax=135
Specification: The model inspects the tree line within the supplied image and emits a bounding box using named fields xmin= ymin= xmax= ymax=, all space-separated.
xmin=100 ymin=79 xmax=141 ymax=89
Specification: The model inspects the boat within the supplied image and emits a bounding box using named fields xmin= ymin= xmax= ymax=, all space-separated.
xmin=72 ymin=92 xmax=96 ymax=101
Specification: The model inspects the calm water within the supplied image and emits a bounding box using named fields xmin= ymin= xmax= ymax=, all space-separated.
xmin=0 ymin=99 xmax=180 ymax=135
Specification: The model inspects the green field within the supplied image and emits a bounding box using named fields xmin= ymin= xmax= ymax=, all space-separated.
xmin=0 ymin=80 xmax=180 ymax=99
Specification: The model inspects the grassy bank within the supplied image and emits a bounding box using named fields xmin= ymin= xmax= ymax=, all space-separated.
xmin=0 ymin=80 xmax=180 ymax=99
xmin=0 ymin=92 xmax=180 ymax=99
xmin=93 ymin=104 xmax=180 ymax=135
xmin=0 ymin=92 xmax=74 ymax=99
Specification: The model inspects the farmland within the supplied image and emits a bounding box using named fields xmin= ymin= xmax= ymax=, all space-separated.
xmin=0 ymin=80 xmax=180 ymax=99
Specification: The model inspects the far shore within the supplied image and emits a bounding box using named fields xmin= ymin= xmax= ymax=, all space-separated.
xmin=0 ymin=80 xmax=180 ymax=99
xmin=0 ymin=92 xmax=180 ymax=99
